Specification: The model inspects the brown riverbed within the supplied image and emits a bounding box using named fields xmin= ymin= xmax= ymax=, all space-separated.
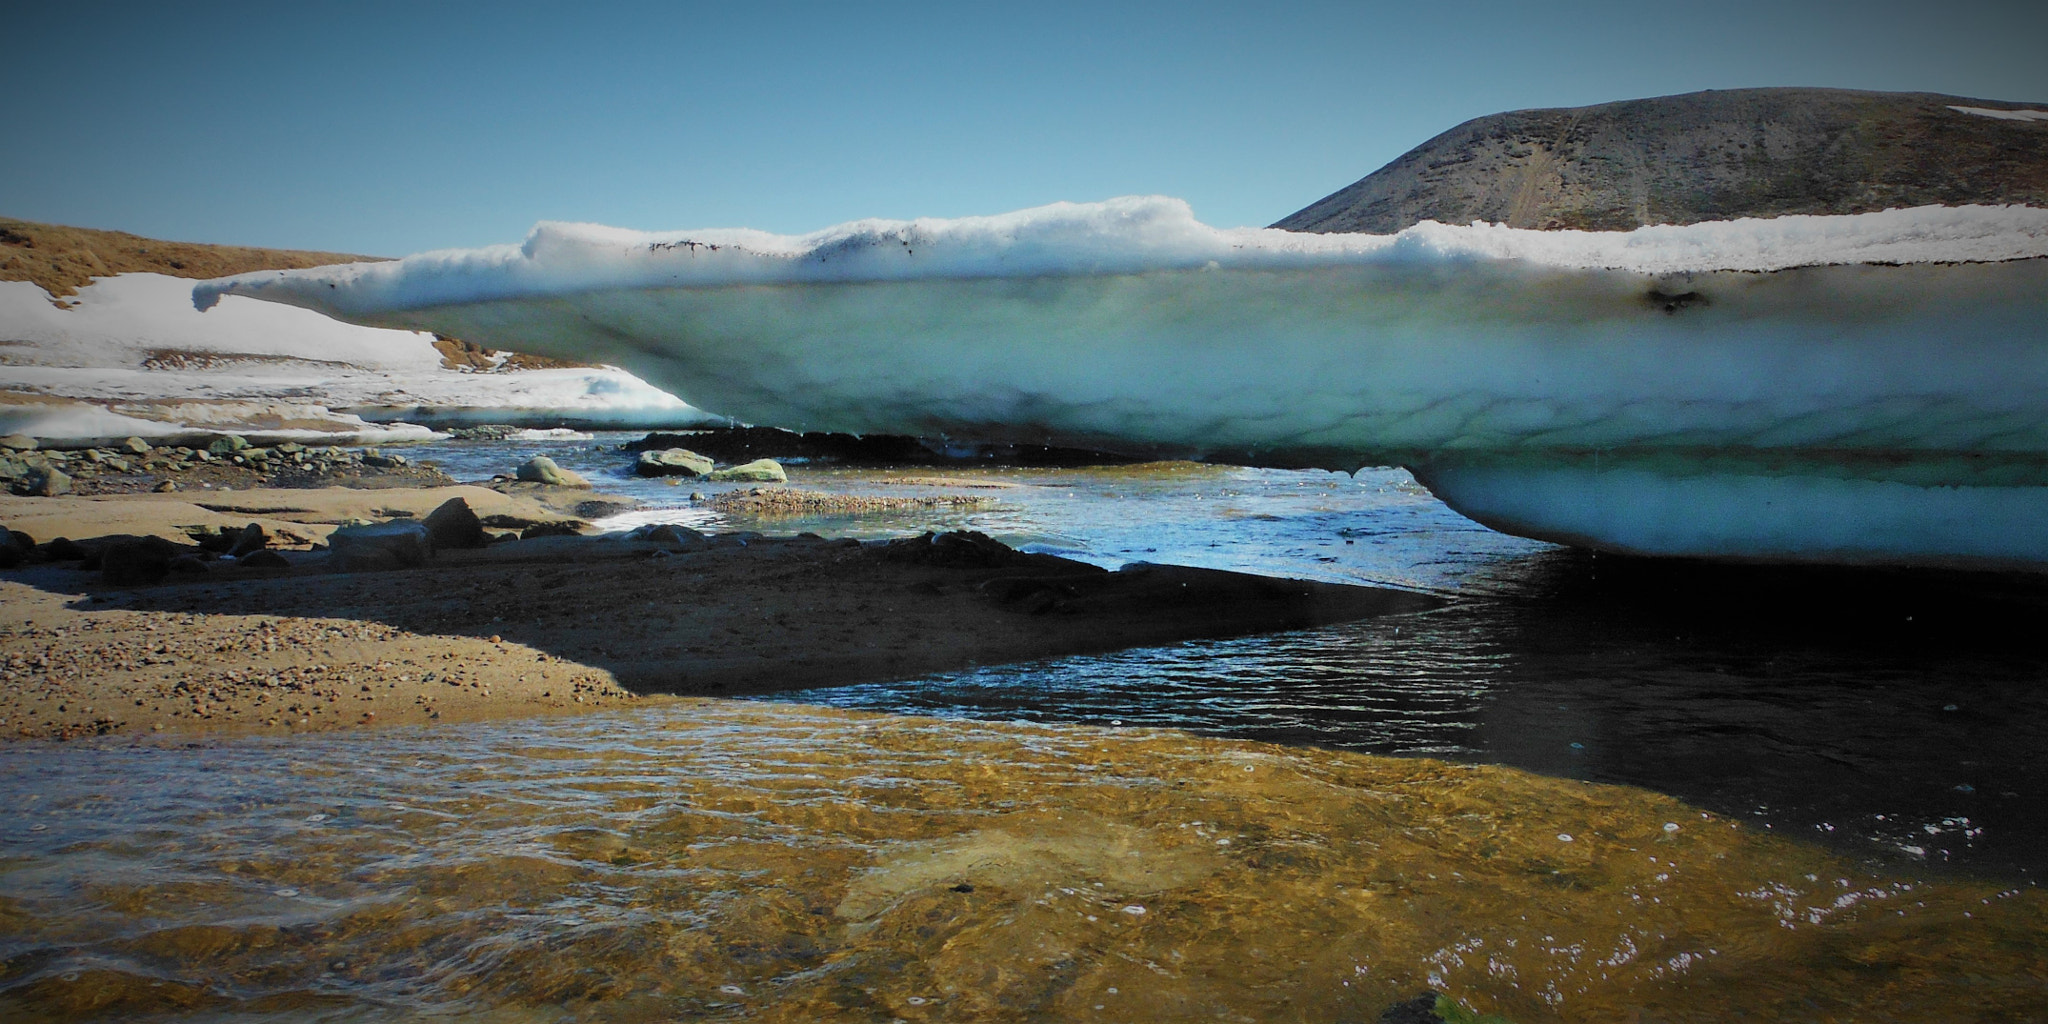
xmin=0 ymin=486 xmax=1434 ymax=741
xmin=3 ymin=700 xmax=2043 ymax=1022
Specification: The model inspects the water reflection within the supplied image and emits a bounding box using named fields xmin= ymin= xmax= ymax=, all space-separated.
xmin=765 ymin=551 xmax=2048 ymax=880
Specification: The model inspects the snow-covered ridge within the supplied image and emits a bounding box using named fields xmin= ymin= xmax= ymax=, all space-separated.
xmin=195 ymin=197 xmax=2048 ymax=318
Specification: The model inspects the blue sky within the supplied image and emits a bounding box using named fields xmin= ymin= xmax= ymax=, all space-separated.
xmin=6 ymin=0 xmax=2044 ymax=255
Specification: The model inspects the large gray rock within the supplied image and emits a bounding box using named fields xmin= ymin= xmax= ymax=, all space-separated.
xmin=635 ymin=448 xmax=714 ymax=478
xmin=207 ymin=435 xmax=250 ymax=456
xmin=423 ymin=497 xmax=487 ymax=550
xmin=0 ymin=527 xmax=21 ymax=569
xmin=624 ymin=523 xmax=709 ymax=550
xmin=515 ymin=455 xmax=591 ymax=488
xmin=119 ymin=436 xmax=152 ymax=455
xmin=101 ymin=536 xmax=182 ymax=585
xmin=706 ymin=458 xmax=787 ymax=483
xmin=19 ymin=466 xmax=70 ymax=497
xmin=1274 ymin=88 xmax=2048 ymax=234
xmin=0 ymin=435 xmax=35 ymax=452
xmin=328 ymin=520 xmax=434 ymax=571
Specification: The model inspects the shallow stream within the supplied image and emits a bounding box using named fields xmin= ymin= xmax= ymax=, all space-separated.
xmin=4 ymin=433 xmax=2046 ymax=1020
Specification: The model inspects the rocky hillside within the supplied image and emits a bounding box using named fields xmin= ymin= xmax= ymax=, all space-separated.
xmin=0 ymin=217 xmax=383 ymax=300
xmin=1274 ymin=88 xmax=2048 ymax=233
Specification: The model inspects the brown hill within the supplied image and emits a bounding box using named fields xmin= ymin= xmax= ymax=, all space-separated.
xmin=1273 ymin=88 xmax=2048 ymax=233
xmin=0 ymin=217 xmax=384 ymax=300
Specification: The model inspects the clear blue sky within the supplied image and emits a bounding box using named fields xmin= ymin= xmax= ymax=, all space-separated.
xmin=6 ymin=0 xmax=2044 ymax=255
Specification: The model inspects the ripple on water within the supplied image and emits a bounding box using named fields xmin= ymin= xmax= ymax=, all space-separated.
xmin=2 ymin=703 xmax=2044 ymax=1022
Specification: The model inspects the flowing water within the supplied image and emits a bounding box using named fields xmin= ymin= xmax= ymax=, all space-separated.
xmin=4 ymin=704 xmax=2045 ymax=1022
xmin=4 ymin=432 xmax=2047 ymax=1020
xmin=426 ymin=434 xmax=2048 ymax=879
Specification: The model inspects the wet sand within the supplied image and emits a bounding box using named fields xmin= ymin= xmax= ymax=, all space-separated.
xmin=0 ymin=486 xmax=1436 ymax=741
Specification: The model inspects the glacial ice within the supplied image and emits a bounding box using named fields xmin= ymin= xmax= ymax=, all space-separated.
xmin=194 ymin=197 xmax=2048 ymax=568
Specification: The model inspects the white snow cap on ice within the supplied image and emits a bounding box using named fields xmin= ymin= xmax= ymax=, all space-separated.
xmin=194 ymin=197 xmax=2048 ymax=318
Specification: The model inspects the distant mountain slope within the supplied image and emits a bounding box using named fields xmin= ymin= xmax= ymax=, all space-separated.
xmin=0 ymin=217 xmax=385 ymax=300
xmin=1273 ymin=88 xmax=2048 ymax=233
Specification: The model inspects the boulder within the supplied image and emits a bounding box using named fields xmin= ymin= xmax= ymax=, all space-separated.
xmin=40 ymin=537 xmax=88 ymax=561
xmin=225 ymin=523 xmax=270 ymax=558
xmin=18 ymin=467 xmax=70 ymax=497
xmin=706 ymin=458 xmax=787 ymax=483
xmin=207 ymin=435 xmax=250 ymax=456
xmin=515 ymin=455 xmax=591 ymax=488
xmin=0 ymin=435 xmax=36 ymax=451
xmin=635 ymin=448 xmax=715 ymax=478
xmin=626 ymin=523 xmax=709 ymax=550
xmin=239 ymin=549 xmax=291 ymax=569
xmin=119 ymin=436 xmax=152 ymax=455
xmin=519 ymin=521 xmax=583 ymax=540
xmin=167 ymin=555 xmax=211 ymax=575
xmin=328 ymin=520 xmax=434 ymax=571
xmin=101 ymin=536 xmax=183 ymax=585
xmin=422 ymin=497 xmax=487 ymax=550
xmin=0 ymin=527 xmax=20 ymax=569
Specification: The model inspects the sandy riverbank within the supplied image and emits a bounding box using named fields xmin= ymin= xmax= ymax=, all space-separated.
xmin=0 ymin=485 xmax=1439 ymax=741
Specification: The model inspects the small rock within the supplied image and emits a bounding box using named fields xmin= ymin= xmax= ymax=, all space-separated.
xmin=626 ymin=523 xmax=709 ymax=550
xmin=707 ymin=458 xmax=787 ymax=483
xmin=225 ymin=523 xmax=269 ymax=558
xmin=1377 ymin=992 xmax=1450 ymax=1024
xmin=0 ymin=434 xmax=37 ymax=451
xmin=120 ymin=436 xmax=152 ymax=455
xmin=361 ymin=449 xmax=397 ymax=468
xmin=153 ymin=480 xmax=179 ymax=492
xmin=515 ymin=456 xmax=591 ymax=488
xmin=519 ymin=521 xmax=583 ymax=540
xmin=207 ymin=435 xmax=250 ymax=456
xmin=328 ymin=520 xmax=434 ymax=571
xmin=635 ymin=448 xmax=715 ymax=478
xmin=19 ymin=467 xmax=70 ymax=497
xmin=39 ymin=537 xmax=88 ymax=561
xmin=167 ymin=555 xmax=211 ymax=575
xmin=422 ymin=497 xmax=487 ymax=550
xmin=102 ymin=536 xmax=183 ymax=585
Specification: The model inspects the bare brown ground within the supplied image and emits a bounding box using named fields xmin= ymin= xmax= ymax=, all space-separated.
xmin=0 ymin=488 xmax=1438 ymax=742
xmin=0 ymin=217 xmax=383 ymax=300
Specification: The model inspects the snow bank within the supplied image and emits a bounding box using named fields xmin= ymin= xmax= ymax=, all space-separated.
xmin=193 ymin=198 xmax=2048 ymax=568
xmin=1949 ymin=105 xmax=2048 ymax=123
xmin=1 ymin=273 xmax=711 ymax=441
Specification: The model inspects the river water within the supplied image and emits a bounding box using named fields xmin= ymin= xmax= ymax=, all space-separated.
xmin=4 ymin=433 xmax=2047 ymax=1021
xmin=428 ymin=434 xmax=2048 ymax=880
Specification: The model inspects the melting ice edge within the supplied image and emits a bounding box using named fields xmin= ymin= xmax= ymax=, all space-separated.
xmin=197 ymin=196 xmax=2048 ymax=569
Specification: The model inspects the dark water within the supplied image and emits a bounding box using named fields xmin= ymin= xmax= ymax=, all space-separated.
xmin=404 ymin=433 xmax=2048 ymax=881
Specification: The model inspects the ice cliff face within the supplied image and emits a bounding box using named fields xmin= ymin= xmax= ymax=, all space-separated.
xmin=196 ymin=196 xmax=2048 ymax=569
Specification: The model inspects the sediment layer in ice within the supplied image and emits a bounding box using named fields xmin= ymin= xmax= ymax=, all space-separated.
xmin=195 ymin=198 xmax=2048 ymax=567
